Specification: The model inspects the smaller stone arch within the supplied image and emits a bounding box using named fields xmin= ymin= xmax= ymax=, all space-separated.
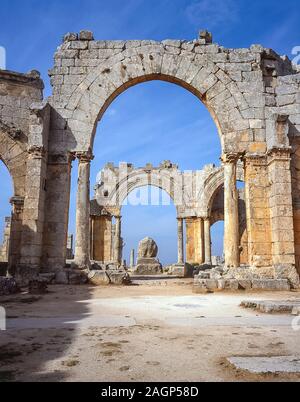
xmin=95 ymin=161 xmax=185 ymax=213
xmin=203 ymin=161 xmax=244 ymax=216
xmin=0 ymin=123 xmax=29 ymax=271
xmin=0 ymin=122 xmax=28 ymax=198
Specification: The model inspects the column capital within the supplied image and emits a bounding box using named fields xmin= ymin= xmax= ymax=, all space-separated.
xmin=28 ymin=145 xmax=46 ymax=159
xmin=221 ymin=152 xmax=243 ymax=164
xmin=267 ymin=146 xmax=292 ymax=162
xmin=10 ymin=196 xmax=25 ymax=206
xmin=10 ymin=196 xmax=25 ymax=214
xmin=243 ymin=152 xmax=267 ymax=162
xmin=76 ymin=149 xmax=94 ymax=163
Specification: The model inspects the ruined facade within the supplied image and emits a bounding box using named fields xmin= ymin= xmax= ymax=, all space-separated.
xmin=0 ymin=30 xmax=299 ymax=287
xmin=93 ymin=161 xmax=245 ymax=267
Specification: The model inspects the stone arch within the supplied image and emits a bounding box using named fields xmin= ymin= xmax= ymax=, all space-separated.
xmin=107 ymin=170 xmax=178 ymax=209
xmin=0 ymin=125 xmax=28 ymax=270
xmin=204 ymin=163 xmax=244 ymax=215
xmin=0 ymin=127 xmax=28 ymax=198
xmin=56 ymin=43 xmax=251 ymax=153
xmin=203 ymin=164 xmax=248 ymax=264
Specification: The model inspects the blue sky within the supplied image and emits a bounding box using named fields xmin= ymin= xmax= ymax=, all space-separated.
xmin=0 ymin=0 xmax=299 ymax=263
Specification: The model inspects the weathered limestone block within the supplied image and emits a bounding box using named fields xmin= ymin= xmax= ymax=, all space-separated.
xmin=251 ymin=279 xmax=290 ymax=291
xmin=134 ymin=259 xmax=162 ymax=275
xmin=217 ymin=279 xmax=239 ymax=291
xmin=106 ymin=270 xmax=131 ymax=285
xmin=137 ymin=237 xmax=158 ymax=259
xmin=88 ymin=270 xmax=110 ymax=286
xmin=0 ymin=277 xmax=20 ymax=296
xmin=134 ymin=238 xmax=162 ymax=275
xmin=193 ymin=278 xmax=218 ymax=293
xmin=168 ymin=263 xmax=194 ymax=278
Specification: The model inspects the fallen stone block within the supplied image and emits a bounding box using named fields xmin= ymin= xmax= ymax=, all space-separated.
xmin=238 ymin=280 xmax=252 ymax=290
xmin=0 ymin=277 xmax=20 ymax=296
xmin=168 ymin=264 xmax=194 ymax=278
xmin=227 ymin=356 xmax=300 ymax=374
xmin=193 ymin=278 xmax=218 ymax=293
xmin=251 ymin=279 xmax=290 ymax=291
xmin=106 ymin=270 xmax=131 ymax=285
xmin=292 ymin=306 xmax=300 ymax=316
xmin=197 ymin=271 xmax=211 ymax=280
xmin=88 ymin=270 xmax=110 ymax=286
xmin=241 ymin=299 xmax=300 ymax=314
xmin=69 ymin=271 xmax=88 ymax=285
xmin=217 ymin=279 xmax=239 ymax=290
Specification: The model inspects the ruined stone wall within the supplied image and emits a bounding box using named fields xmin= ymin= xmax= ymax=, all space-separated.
xmin=90 ymin=215 xmax=112 ymax=262
xmin=0 ymin=31 xmax=299 ymax=285
xmin=0 ymin=70 xmax=45 ymax=273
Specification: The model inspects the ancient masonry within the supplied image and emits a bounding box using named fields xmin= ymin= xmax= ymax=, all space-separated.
xmin=0 ymin=30 xmax=299 ymax=289
xmin=92 ymin=161 xmax=246 ymax=268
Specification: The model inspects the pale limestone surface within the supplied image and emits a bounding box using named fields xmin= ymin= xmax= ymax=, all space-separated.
xmin=0 ymin=31 xmax=299 ymax=289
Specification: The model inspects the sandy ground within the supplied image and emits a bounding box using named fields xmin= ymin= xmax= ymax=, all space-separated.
xmin=0 ymin=282 xmax=300 ymax=382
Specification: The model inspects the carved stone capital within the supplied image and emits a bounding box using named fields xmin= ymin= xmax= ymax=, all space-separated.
xmin=243 ymin=152 xmax=267 ymax=167
xmin=10 ymin=196 xmax=25 ymax=215
xmin=267 ymin=146 xmax=292 ymax=163
xmin=28 ymin=145 xmax=46 ymax=158
xmin=76 ymin=149 xmax=94 ymax=163
xmin=220 ymin=153 xmax=242 ymax=165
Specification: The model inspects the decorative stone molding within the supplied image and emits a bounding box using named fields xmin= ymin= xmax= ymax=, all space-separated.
xmin=48 ymin=153 xmax=74 ymax=165
xmin=76 ymin=149 xmax=94 ymax=163
xmin=28 ymin=145 xmax=46 ymax=159
xmin=221 ymin=153 xmax=243 ymax=165
xmin=0 ymin=121 xmax=22 ymax=140
xmin=267 ymin=146 xmax=292 ymax=163
xmin=10 ymin=196 xmax=25 ymax=215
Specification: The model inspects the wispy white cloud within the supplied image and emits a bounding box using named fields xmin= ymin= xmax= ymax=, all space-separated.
xmin=185 ymin=0 xmax=239 ymax=28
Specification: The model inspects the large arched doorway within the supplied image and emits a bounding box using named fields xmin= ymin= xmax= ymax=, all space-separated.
xmin=68 ymin=79 xmax=226 ymax=269
xmin=48 ymin=37 xmax=260 ymax=274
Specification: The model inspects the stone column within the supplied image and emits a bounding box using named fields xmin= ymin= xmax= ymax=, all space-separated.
xmin=7 ymin=196 xmax=24 ymax=276
xmin=130 ymin=249 xmax=135 ymax=268
xmin=196 ymin=218 xmax=205 ymax=264
xmin=204 ymin=217 xmax=212 ymax=265
xmin=177 ymin=218 xmax=184 ymax=264
xmin=73 ymin=151 xmax=93 ymax=270
xmin=185 ymin=218 xmax=195 ymax=264
xmin=114 ymin=216 xmax=122 ymax=266
xmin=221 ymin=153 xmax=240 ymax=268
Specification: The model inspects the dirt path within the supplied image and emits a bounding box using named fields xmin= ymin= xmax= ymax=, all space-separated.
xmin=0 ymin=284 xmax=299 ymax=382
